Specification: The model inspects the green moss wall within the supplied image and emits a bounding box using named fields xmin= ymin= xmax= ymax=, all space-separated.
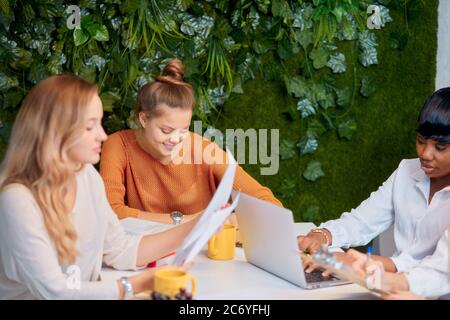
xmin=215 ymin=2 xmax=438 ymax=223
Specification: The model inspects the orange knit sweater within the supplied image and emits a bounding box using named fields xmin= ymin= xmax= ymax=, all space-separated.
xmin=99 ymin=129 xmax=283 ymax=219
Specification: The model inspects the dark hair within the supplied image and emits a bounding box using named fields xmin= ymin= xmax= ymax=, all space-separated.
xmin=417 ymin=87 xmax=450 ymax=144
xmin=135 ymin=59 xmax=195 ymax=122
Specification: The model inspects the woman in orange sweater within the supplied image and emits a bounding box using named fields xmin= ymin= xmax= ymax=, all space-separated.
xmin=100 ymin=59 xmax=282 ymax=224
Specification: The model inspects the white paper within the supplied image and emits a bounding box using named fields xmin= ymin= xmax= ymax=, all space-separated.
xmin=173 ymin=149 xmax=238 ymax=266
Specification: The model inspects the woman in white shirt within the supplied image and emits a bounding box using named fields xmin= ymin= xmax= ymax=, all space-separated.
xmin=0 ymin=75 xmax=201 ymax=299
xmin=299 ymin=87 xmax=450 ymax=274
xmin=347 ymin=228 xmax=450 ymax=299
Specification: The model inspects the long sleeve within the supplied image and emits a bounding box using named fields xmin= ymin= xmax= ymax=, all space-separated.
xmin=0 ymin=185 xmax=119 ymax=300
xmin=100 ymin=133 xmax=140 ymax=219
xmin=320 ymin=168 xmax=396 ymax=248
xmin=94 ymin=170 xmax=145 ymax=270
xmin=404 ymin=229 xmax=450 ymax=298
xmin=208 ymin=143 xmax=283 ymax=207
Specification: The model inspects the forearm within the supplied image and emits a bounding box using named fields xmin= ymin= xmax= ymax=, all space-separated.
xmin=135 ymin=217 xmax=198 ymax=266
xmin=382 ymin=272 xmax=410 ymax=292
xmin=116 ymin=272 xmax=152 ymax=299
xmin=371 ymin=255 xmax=398 ymax=273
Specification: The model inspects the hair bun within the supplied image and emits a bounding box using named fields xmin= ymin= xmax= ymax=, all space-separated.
xmin=157 ymin=59 xmax=185 ymax=85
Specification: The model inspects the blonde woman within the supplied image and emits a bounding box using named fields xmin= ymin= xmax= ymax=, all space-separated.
xmin=0 ymin=75 xmax=199 ymax=299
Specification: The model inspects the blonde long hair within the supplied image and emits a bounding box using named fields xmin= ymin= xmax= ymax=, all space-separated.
xmin=0 ymin=75 xmax=98 ymax=264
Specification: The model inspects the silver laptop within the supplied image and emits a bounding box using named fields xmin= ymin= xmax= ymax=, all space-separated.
xmin=234 ymin=191 xmax=350 ymax=289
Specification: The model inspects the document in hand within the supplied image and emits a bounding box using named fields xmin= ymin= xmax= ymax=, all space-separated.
xmin=173 ymin=149 xmax=240 ymax=266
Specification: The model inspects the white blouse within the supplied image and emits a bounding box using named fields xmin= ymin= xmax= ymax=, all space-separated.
xmin=321 ymin=158 xmax=450 ymax=272
xmin=0 ymin=165 xmax=144 ymax=299
xmin=405 ymin=228 xmax=450 ymax=298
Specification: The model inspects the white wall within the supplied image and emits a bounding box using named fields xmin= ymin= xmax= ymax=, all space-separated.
xmin=436 ymin=0 xmax=450 ymax=89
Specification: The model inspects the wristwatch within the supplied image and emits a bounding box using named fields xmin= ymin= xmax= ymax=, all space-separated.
xmin=170 ymin=211 xmax=183 ymax=225
xmin=120 ymin=276 xmax=134 ymax=300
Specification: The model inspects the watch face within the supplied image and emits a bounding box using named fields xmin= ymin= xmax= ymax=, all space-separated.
xmin=171 ymin=211 xmax=183 ymax=224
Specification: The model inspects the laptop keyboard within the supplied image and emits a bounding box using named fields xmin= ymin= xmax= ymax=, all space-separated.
xmin=304 ymin=268 xmax=338 ymax=283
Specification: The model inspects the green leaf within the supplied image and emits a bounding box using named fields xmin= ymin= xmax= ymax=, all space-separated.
xmin=293 ymin=3 xmax=314 ymax=30
xmin=252 ymin=35 xmax=275 ymax=54
xmin=337 ymin=14 xmax=357 ymax=41
xmin=279 ymin=139 xmax=296 ymax=160
xmin=335 ymin=87 xmax=352 ymax=108
xmin=232 ymin=77 xmax=244 ymax=94
xmin=93 ymin=25 xmax=109 ymax=42
xmin=285 ymin=76 xmax=309 ymax=98
xmin=379 ymin=5 xmax=393 ymax=27
xmin=256 ymin=0 xmax=271 ymax=14
xmin=360 ymin=76 xmax=376 ymax=97
xmin=279 ymin=178 xmax=297 ymax=198
xmin=0 ymin=0 xmax=9 ymax=15
xmin=296 ymin=29 xmax=313 ymax=49
xmin=320 ymin=110 xmax=335 ymax=130
xmin=100 ymin=91 xmax=121 ymax=112
xmin=308 ymin=119 xmax=327 ymax=136
xmin=272 ymin=0 xmax=293 ymax=19
xmin=309 ymin=46 xmax=328 ymax=69
xmin=302 ymin=57 xmax=314 ymax=79
xmin=0 ymin=73 xmax=18 ymax=91
xmin=73 ymin=27 xmax=89 ymax=46
xmin=358 ymin=30 xmax=377 ymax=50
xmin=178 ymin=0 xmax=194 ymax=10
xmin=312 ymin=82 xmax=335 ymax=109
xmin=277 ymin=37 xmax=298 ymax=60
xmin=297 ymin=98 xmax=316 ymax=118
xmin=47 ymin=53 xmax=66 ymax=74
xmin=303 ymin=160 xmax=324 ymax=181
xmin=1 ymin=90 xmax=24 ymax=109
xmin=327 ymin=53 xmax=346 ymax=73
xmin=297 ymin=130 xmax=318 ymax=155
xmin=359 ymin=47 xmax=378 ymax=67
xmin=302 ymin=205 xmax=320 ymax=222
xmin=337 ymin=119 xmax=357 ymax=140
xmin=27 ymin=63 xmax=48 ymax=84
xmin=332 ymin=7 xmax=344 ymax=22
xmin=9 ymin=48 xmax=33 ymax=70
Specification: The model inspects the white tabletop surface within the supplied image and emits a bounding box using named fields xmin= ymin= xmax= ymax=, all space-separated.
xmin=101 ymin=223 xmax=378 ymax=300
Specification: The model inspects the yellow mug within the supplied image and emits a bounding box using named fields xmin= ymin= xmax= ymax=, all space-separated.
xmin=207 ymin=224 xmax=236 ymax=260
xmin=154 ymin=269 xmax=196 ymax=299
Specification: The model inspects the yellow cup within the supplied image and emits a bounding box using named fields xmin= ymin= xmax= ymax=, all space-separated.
xmin=154 ymin=269 xmax=196 ymax=298
xmin=207 ymin=224 xmax=236 ymax=260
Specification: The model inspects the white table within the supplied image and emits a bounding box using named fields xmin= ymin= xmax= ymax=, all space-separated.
xmin=101 ymin=223 xmax=378 ymax=300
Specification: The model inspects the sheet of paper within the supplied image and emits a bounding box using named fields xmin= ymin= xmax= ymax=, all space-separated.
xmin=173 ymin=149 xmax=238 ymax=266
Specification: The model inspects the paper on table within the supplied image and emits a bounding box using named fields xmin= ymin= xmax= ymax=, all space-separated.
xmin=173 ymin=149 xmax=238 ymax=266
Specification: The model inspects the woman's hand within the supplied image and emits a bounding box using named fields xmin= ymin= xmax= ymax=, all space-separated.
xmin=302 ymin=251 xmax=356 ymax=277
xmin=345 ymin=249 xmax=391 ymax=292
xmin=297 ymin=228 xmax=331 ymax=254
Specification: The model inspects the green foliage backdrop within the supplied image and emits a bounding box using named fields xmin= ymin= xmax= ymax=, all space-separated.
xmin=217 ymin=1 xmax=437 ymax=223
xmin=0 ymin=0 xmax=437 ymax=223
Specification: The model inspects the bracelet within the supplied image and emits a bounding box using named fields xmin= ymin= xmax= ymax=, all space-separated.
xmin=120 ymin=276 xmax=134 ymax=300
xmin=309 ymin=228 xmax=331 ymax=246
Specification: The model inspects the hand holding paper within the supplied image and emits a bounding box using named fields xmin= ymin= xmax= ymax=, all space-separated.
xmin=173 ymin=149 xmax=239 ymax=266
